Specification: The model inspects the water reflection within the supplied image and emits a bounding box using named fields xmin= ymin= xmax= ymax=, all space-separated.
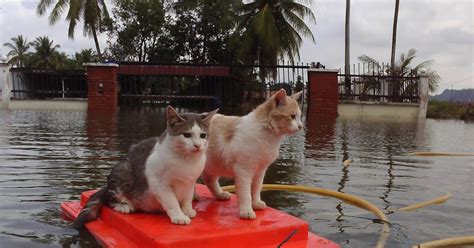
xmin=1 ymin=109 xmax=473 ymax=248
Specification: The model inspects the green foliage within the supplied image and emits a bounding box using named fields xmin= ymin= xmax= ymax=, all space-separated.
xmin=106 ymin=0 xmax=165 ymax=61
xmin=234 ymin=0 xmax=316 ymax=76
xmin=3 ymin=34 xmax=98 ymax=70
xmin=106 ymin=0 xmax=241 ymax=63
xmin=36 ymin=0 xmax=110 ymax=56
xmin=427 ymin=100 xmax=474 ymax=120
xmin=3 ymin=35 xmax=31 ymax=67
xmin=358 ymin=49 xmax=440 ymax=93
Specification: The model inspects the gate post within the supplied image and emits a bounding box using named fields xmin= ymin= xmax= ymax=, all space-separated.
xmin=85 ymin=63 xmax=119 ymax=112
xmin=418 ymin=73 xmax=430 ymax=119
xmin=306 ymin=69 xmax=339 ymax=119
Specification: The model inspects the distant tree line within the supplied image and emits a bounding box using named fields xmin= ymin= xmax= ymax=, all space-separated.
xmin=3 ymin=35 xmax=99 ymax=70
xmin=3 ymin=0 xmax=316 ymax=73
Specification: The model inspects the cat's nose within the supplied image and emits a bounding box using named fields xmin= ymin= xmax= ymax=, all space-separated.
xmin=298 ymin=125 xmax=303 ymax=130
xmin=194 ymin=144 xmax=201 ymax=150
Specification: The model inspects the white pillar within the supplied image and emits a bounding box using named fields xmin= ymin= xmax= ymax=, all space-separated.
xmin=0 ymin=63 xmax=12 ymax=109
xmin=418 ymin=74 xmax=430 ymax=119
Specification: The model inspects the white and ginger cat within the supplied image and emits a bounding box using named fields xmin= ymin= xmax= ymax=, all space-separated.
xmin=73 ymin=106 xmax=218 ymax=227
xmin=203 ymin=89 xmax=303 ymax=219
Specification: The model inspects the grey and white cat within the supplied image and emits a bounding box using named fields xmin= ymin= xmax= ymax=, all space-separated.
xmin=73 ymin=106 xmax=218 ymax=227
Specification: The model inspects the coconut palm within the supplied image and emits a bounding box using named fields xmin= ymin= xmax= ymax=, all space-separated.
xmin=358 ymin=49 xmax=440 ymax=94
xmin=344 ymin=0 xmax=351 ymax=93
xmin=31 ymin=36 xmax=61 ymax=69
xmin=74 ymin=48 xmax=98 ymax=65
xmin=390 ymin=0 xmax=400 ymax=68
xmin=36 ymin=0 xmax=109 ymax=57
xmin=3 ymin=35 xmax=32 ymax=67
xmin=236 ymin=0 xmax=316 ymax=73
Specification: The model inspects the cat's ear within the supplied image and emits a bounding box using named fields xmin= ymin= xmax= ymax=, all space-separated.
xmin=271 ymin=88 xmax=288 ymax=107
xmin=166 ymin=106 xmax=185 ymax=127
xmin=201 ymin=108 xmax=219 ymax=124
xmin=291 ymin=91 xmax=303 ymax=103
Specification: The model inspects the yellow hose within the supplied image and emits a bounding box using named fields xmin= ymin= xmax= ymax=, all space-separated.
xmin=412 ymin=236 xmax=474 ymax=247
xmin=397 ymin=193 xmax=452 ymax=211
xmin=221 ymin=184 xmax=465 ymax=248
xmin=406 ymin=151 xmax=474 ymax=156
xmin=221 ymin=184 xmax=390 ymax=248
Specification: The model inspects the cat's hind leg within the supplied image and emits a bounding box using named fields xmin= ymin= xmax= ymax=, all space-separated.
xmin=111 ymin=201 xmax=135 ymax=214
xmin=251 ymin=169 xmax=267 ymax=210
xmin=203 ymin=173 xmax=231 ymax=201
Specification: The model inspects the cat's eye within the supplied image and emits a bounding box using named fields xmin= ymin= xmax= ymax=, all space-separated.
xmin=200 ymin=133 xmax=208 ymax=139
xmin=291 ymin=114 xmax=296 ymax=120
xmin=182 ymin=133 xmax=192 ymax=138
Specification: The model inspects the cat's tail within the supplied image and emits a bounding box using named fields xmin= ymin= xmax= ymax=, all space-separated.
xmin=71 ymin=187 xmax=107 ymax=229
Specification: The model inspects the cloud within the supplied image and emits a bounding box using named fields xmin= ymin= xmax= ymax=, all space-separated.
xmin=0 ymin=1 xmax=107 ymax=56
xmin=299 ymin=0 xmax=473 ymax=92
xmin=1 ymin=0 xmax=472 ymax=92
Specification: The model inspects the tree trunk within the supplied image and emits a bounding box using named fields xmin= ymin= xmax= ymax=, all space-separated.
xmin=390 ymin=0 xmax=400 ymax=69
xmin=92 ymin=27 xmax=102 ymax=59
xmin=391 ymin=0 xmax=400 ymax=99
xmin=344 ymin=0 xmax=351 ymax=95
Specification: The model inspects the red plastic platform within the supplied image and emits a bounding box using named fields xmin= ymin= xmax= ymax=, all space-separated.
xmin=61 ymin=184 xmax=340 ymax=248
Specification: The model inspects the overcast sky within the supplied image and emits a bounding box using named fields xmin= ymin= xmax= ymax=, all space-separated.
xmin=0 ymin=0 xmax=472 ymax=93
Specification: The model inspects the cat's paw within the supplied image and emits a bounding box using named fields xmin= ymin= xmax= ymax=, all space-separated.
xmin=112 ymin=202 xmax=134 ymax=214
xmin=239 ymin=209 xmax=256 ymax=219
xmin=182 ymin=208 xmax=197 ymax=218
xmin=252 ymin=200 xmax=266 ymax=210
xmin=170 ymin=214 xmax=191 ymax=225
xmin=215 ymin=191 xmax=231 ymax=201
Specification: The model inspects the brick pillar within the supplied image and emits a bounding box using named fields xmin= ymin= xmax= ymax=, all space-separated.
xmin=86 ymin=63 xmax=119 ymax=111
xmin=307 ymin=69 xmax=339 ymax=119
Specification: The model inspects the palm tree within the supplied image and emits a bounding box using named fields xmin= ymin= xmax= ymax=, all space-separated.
xmin=36 ymin=0 xmax=110 ymax=58
xmin=344 ymin=0 xmax=351 ymax=94
xmin=390 ymin=0 xmax=400 ymax=69
xmin=235 ymin=0 xmax=316 ymax=76
xmin=358 ymin=49 xmax=440 ymax=94
xmin=31 ymin=36 xmax=61 ymax=69
xmin=74 ymin=48 xmax=98 ymax=65
xmin=3 ymin=35 xmax=31 ymax=67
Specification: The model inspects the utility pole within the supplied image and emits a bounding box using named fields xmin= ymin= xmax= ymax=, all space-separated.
xmin=450 ymin=83 xmax=453 ymax=102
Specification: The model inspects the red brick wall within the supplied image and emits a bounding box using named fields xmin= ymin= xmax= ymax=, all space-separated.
xmin=119 ymin=64 xmax=230 ymax=76
xmin=307 ymin=69 xmax=339 ymax=119
xmin=86 ymin=64 xmax=119 ymax=111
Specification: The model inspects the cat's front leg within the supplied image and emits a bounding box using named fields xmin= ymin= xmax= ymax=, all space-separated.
xmin=234 ymin=169 xmax=256 ymax=219
xmin=203 ymin=173 xmax=231 ymax=201
xmin=251 ymin=169 xmax=267 ymax=210
xmin=181 ymin=185 xmax=197 ymax=218
xmin=155 ymin=185 xmax=191 ymax=225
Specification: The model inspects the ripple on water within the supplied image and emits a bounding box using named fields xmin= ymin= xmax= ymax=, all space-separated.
xmin=1 ymin=110 xmax=473 ymax=247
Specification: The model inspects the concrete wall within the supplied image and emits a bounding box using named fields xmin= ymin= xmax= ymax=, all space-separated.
xmin=2 ymin=100 xmax=87 ymax=111
xmin=338 ymin=102 xmax=420 ymax=120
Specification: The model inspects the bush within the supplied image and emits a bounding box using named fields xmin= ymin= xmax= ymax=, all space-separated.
xmin=427 ymin=100 xmax=473 ymax=120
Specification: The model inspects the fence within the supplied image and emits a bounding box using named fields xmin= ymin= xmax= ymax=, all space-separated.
xmin=117 ymin=61 xmax=309 ymax=112
xmin=10 ymin=68 xmax=87 ymax=100
xmin=6 ymin=61 xmax=309 ymax=112
xmin=339 ymin=63 xmax=420 ymax=103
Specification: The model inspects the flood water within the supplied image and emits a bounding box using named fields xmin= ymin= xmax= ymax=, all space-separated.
xmin=0 ymin=108 xmax=473 ymax=248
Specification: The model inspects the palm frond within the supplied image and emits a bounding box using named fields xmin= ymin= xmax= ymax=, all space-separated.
xmin=48 ymin=0 xmax=68 ymax=25
xmin=36 ymin=0 xmax=54 ymax=15
xmin=281 ymin=1 xmax=316 ymax=23
xmin=282 ymin=9 xmax=315 ymax=41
